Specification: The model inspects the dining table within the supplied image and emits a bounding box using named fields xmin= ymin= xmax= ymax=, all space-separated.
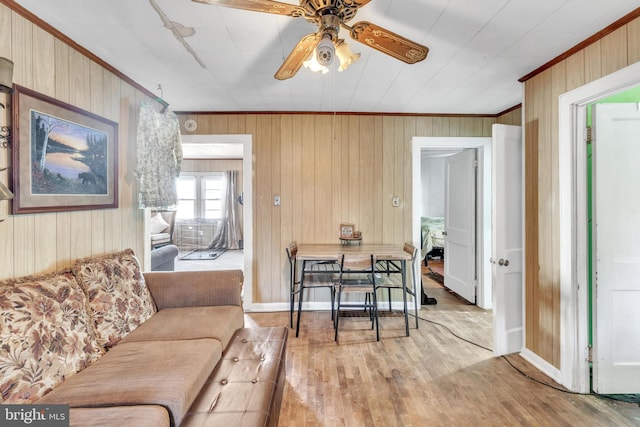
xmin=296 ymin=243 xmax=413 ymax=337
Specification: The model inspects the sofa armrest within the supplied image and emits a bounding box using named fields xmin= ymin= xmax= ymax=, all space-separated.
xmin=143 ymin=269 xmax=243 ymax=311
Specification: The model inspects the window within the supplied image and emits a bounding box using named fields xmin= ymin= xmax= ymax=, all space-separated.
xmin=176 ymin=176 xmax=196 ymax=219
xmin=202 ymin=176 xmax=224 ymax=218
xmin=176 ymin=173 xmax=224 ymax=220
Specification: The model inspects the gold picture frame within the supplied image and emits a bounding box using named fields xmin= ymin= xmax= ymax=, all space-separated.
xmin=339 ymin=223 xmax=355 ymax=239
xmin=11 ymin=85 xmax=118 ymax=214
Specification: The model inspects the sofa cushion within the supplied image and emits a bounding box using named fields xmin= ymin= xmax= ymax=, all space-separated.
xmin=121 ymin=305 xmax=244 ymax=350
xmin=72 ymin=249 xmax=157 ymax=348
xmin=182 ymin=327 xmax=288 ymax=427
xmin=151 ymin=232 xmax=171 ymax=245
xmin=150 ymin=212 xmax=170 ymax=234
xmin=37 ymin=339 xmax=222 ymax=427
xmin=0 ymin=271 xmax=104 ymax=404
xmin=70 ymin=405 xmax=170 ymax=427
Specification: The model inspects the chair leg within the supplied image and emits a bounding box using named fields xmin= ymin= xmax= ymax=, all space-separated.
xmin=334 ymin=286 xmax=342 ymax=342
xmin=402 ymin=267 xmax=409 ymax=337
xmin=413 ymin=284 xmax=419 ymax=329
xmin=372 ymin=287 xmax=380 ymax=341
xmin=290 ymin=285 xmax=295 ymax=328
xmin=330 ymin=286 xmax=335 ymax=321
xmin=296 ymin=282 xmax=305 ymax=338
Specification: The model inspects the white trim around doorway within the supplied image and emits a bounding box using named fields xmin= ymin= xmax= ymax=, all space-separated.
xmin=179 ymin=134 xmax=254 ymax=310
xmin=558 ymin=60 xmax=640 ymax=393
xmin=411 ymin=137 xmax=492 ymax=310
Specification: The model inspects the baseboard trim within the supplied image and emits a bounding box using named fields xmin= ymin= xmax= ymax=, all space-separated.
xmin=245 ymin=300 xmax=413 ymax=313
xmin=520 ymin=348 xmax=565 ymax=388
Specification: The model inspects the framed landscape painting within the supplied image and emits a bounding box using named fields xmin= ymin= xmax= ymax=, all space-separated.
xmin=12 ymin=85 xmax=118 ymax=214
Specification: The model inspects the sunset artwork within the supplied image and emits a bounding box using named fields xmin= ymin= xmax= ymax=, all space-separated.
xmin=13 ymin=85 xmax=118 ymax=214
xmin=30 ymin=110 xmax=108 ymax=195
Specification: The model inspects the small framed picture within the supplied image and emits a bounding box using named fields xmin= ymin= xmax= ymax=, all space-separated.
xmin=339 ymin=223 xmax=355 ymax=238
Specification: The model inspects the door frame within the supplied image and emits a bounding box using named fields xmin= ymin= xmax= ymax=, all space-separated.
xmin=558 ymin=60 xmax=640 ymax=393
xmin=173 ymin=134 xmax=254 ymax=308
xmin=412 ymin=137 xmax=492 ymax=309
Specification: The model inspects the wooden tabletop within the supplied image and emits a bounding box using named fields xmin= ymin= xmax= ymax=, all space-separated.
xmin=296 ymin=243 xmax=410 ymax=261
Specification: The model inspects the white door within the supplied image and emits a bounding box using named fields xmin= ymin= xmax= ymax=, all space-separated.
xmin=491 ymin=124 xmax=523 ymax=356
xmin=593 ymin=103 xmax=640 ymax=393
xmin=444 ymin=149 xmax=476 ymax=303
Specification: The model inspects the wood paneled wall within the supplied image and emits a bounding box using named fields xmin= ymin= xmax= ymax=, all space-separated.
xmin=496 ymin=107 xmax=522 ymax=126
xmin=0 ymin=0 xmax=524 ymax=317
xmin=522 ymin=16 xmax=640 ymax=368
xmin=177 ymin=113 xmax=515 ymax=304
xmin=0 ymin=4 xmax=156 ymax=280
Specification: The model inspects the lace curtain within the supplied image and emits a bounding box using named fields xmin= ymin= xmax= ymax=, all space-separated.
xmin=209 ymin=170 xmax=243 ymax=250
xmin=135 ymin=102 xmax=183 ymax=208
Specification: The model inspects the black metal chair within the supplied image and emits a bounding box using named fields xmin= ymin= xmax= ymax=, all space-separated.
xmin=285 ymin=242 xmax=300 ymax=329
xmin=334 ymin=253 xmax=378 ymax=343
xmin=287 ymin=242 xmax=341 ymax=337
xmin=373 ymin=242 xmax=420 ymax=336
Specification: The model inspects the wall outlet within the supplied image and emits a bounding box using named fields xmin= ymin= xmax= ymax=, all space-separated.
xmin=274 ymin=195 xmax=281 ymax=206
xmin=392 ymin=196 xmax=400 ymax=207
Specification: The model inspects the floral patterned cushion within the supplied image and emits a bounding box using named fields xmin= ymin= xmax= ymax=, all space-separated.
xmin=0 ymin=271 xmax=104 ymax=403
xmin=72 ymin=249 xmax=157 ymax=349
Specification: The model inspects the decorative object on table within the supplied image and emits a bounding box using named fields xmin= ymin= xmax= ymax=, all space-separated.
xmin=339 ymin=223 xmax=355 ymax=238
xmin=11 ymin=85 xmax=118 ymax=214
xmin=135 ymin=101 xmax=182 ymax=209
xmin=339 ymin=223 xmax=362 ymax=244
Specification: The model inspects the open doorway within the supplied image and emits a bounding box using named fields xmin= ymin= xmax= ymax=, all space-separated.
xmin=420 ymin=148 xmax=478 ymax=304
xmin=412 ymin=137 xmax=492 ymax=310
xmin=145 ymin=134 xmax=254 ymax=307
xmin=558 ymin=61 xmax=640 ymax=393
xmin=413 ymin=129 xmax=524 ymax=358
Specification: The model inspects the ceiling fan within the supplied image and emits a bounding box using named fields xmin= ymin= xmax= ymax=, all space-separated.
xmin=192 ymin=0 xmax=429 ymax=80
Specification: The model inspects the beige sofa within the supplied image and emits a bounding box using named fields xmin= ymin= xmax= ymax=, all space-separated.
xmin=0 ymin=249 xmax=287 ymax=426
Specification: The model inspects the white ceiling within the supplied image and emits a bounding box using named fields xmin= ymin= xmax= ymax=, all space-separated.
xmin=14 ymin=0 xmax=640 ymax=114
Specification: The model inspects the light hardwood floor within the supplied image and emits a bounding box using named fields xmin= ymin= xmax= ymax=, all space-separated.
xmin=245 ymin=274 xmax=640 ymax=427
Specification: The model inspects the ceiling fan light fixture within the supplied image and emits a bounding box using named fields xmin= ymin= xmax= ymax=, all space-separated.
xmin=303 ymin=49 xmax=330 ymax=74
xmin=335 ymin=39 xmax=360 ymax=72
xmin=197 ymin=0 xmax=429 ymax=80
xmin=315 ymin=34 xmax=334 ymax=66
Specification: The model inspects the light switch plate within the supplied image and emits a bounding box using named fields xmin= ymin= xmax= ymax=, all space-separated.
xmin=274 ymin=195 xmax=281 ymax=206
xmin=392 ymin=196 xmax=400 ymax=207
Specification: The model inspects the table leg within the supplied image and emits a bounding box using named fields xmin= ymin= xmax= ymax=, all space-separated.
xmin=402 ymin=259 xmax=409 ymax=337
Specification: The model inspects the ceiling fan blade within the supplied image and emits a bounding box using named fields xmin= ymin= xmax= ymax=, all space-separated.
xmin=349 ymin=21 xmax=428 ymax=64
xmin=192 ymin=0 xmax=304 ymax=17
xmin=275 ymin=33 xmax=321 ymax=80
